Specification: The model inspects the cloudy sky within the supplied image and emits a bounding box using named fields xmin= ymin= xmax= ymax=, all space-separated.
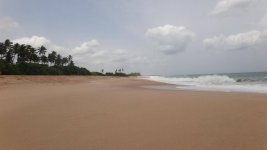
xmin=1 ymin=0 xmax=267 ymax=75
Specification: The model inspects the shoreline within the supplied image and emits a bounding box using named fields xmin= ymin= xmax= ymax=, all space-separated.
xmin=141 ymin=76 xmax=267 ymax=95
xmin=143 ymin=84 xmax=267 ymax=95
xmin=1 ymin=76 xmax=267 ymax=150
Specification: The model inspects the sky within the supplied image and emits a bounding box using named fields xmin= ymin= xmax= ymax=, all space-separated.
xmin=1 ymin=0 xmax=267 ymax=75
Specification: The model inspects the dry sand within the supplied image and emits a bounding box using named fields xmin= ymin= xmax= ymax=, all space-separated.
xmin=0 ymin=76 xmax=267 ymax=150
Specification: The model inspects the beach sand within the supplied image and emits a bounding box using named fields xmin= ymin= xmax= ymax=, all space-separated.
xmin=0 ymin=76 xmax=267 ymax=150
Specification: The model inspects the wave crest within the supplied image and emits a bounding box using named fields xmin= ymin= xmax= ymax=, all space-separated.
xmin=148 ymin=75 xmax=236 ymax=86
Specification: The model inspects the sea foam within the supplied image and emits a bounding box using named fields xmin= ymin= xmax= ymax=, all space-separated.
xmin=143 ymin=75 xmax=267 ymax=93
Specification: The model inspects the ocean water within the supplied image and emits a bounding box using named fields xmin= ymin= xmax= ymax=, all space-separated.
xmin=143 ymin=72 xmax=267 ymax=94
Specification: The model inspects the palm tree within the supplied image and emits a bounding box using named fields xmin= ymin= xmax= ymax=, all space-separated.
xmin=4 ymin=39 xmax=12 ymax=50
xmin=13 ymin=43 xmax=20 ymax=58
xmin=38 ymin=46 xmax=47 ymax=64
xmin=27 ymin=46 xmax=39 ymax=63
xmin=40 ymin=55 xmax=48 ymax=64
xmin=67 ymin=55 xmax=72 ymax=63
xmin=55 ymin=54 xmax=62 ymax=66
xmin=4 ymin=40 xmax=14 ymax=64
xmin=0 ymin=42 xmax=6 ymax=59
xmin=38 ymin=46 xmax=47 ymax=56
xmin=62 ymin=57 xmax=68 ymax=66
xmin=69 ymin=60 xmax=74 ymax=66
xmin=48 ymin=51 xmax=57 ymax=66
xmin=5 ymin=49 xmax=15 ymax=64
xmin=17 ymin=44 xmax=28 ymax=63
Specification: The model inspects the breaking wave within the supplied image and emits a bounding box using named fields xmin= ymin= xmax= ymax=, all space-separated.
xmin=144 ymin=75 xmax=267 ymax=93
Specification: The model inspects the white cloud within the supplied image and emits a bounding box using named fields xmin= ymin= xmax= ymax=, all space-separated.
xmin=72 ymin=40 xmax=100 ymax=56
xmin=0 ymin=17 xmax=19 ymax=32
xmin=203 ymin=30 xmax=267 ymax=50
xmin=13 ymin=36 xmax=66 ymax=54
xmin=212 ymin=0 xmax=258 ymax=15
xmin=205 ymin=12 xmax=267 ymax=51
xmin=71 ymin=41 xmax=125 ymax=65
xmin=14 ymin=36 xmax=50 ymax=47
xmin=145 ymin=24 xmax=196 ymax=55
xmin=71 ymin=42 xmax=149 ymax=72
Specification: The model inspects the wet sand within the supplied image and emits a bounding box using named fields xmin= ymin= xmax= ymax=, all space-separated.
xmin=0 ymin=76 xmax=267 ymax=150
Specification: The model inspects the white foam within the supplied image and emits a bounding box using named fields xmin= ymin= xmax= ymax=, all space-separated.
xmin=143 ymin=75 xmax=267 ymax=94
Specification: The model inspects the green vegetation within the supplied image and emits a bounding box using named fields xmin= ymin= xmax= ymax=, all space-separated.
xmin=0 ymin=39 xmax=141 ymax=76
xmin=0 ymin=39 xmax=90 ymax=75
xmin=127 ymin=72 xmax=141 ymax=76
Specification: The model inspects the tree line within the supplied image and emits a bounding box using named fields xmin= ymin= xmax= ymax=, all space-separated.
xmin=0 ymin=40 xmax=75 ymax=66
xmin=0 ymin=39 xmax=90 ymax=75
xmin=0 ymin=39 xmax=140 ymax=76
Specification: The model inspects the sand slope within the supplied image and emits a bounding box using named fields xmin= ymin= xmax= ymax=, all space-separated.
xmin=0 ymin=76 xmax=267 ymax=150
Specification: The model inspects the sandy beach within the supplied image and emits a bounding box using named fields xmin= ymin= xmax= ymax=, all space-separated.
xmin=0 ymin=76 xmax=267 ymax=150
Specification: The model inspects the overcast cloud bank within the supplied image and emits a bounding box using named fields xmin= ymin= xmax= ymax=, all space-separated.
xmin=1 ymin=0 xmax=267 ymax=74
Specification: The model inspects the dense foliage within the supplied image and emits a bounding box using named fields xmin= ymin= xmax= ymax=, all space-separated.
xmin=0 ymin=39 xmax=90 ymax=75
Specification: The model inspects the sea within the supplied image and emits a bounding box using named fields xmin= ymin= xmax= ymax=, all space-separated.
xmin=143 ymin=72 xmax=267 ymax=94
